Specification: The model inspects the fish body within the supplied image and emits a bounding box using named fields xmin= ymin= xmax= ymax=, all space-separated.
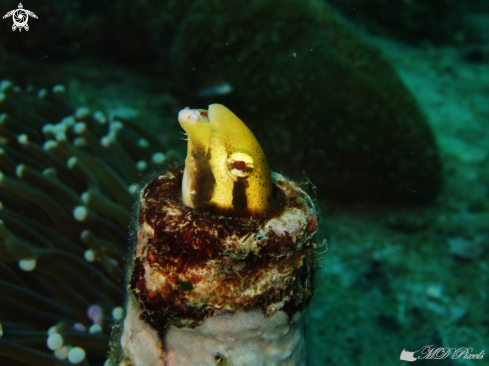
xmin=178 ymin=104 xmax=273 ymax=216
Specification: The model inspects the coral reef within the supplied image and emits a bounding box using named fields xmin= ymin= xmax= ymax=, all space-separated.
xmin=0 ymin=80 xmax=170 ymax=365
xmin=1 ymin=2 xmax=486 ymax=365
xmin=1 ymin=0 xmax=443 ymax=205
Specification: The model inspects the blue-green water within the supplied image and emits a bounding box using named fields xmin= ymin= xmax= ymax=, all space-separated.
xmin=1 ymin=1 xmax=488 ymax=365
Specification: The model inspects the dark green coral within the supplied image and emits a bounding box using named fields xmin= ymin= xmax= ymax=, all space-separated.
xmin=170 ymin=0 xmax=442 ymax=204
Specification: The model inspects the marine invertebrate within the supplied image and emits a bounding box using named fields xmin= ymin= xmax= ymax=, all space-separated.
xmin=0 ymin=80 xmax=170 ymax=365
xmin=112 ymin=105 xmax=318 ymax=365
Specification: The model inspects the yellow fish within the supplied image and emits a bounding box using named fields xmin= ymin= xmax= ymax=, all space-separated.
xmin=178 ymin=104 xmax=273 ymax=216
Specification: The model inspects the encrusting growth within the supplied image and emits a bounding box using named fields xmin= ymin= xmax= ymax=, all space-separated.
xmin=113 ymin=105 xmax=318 ymax=365
xmin=0 ymin=80 xmax=172 ymax=366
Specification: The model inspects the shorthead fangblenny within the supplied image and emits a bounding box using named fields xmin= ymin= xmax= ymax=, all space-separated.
xmin=112 ymin=104 xmax=318 ymax=365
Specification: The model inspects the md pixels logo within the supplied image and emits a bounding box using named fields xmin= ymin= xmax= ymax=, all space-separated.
xmin=401 ymin=345 xmax=485 ymax=362
xmin=3 ymin=3 xmax=38 ymax=32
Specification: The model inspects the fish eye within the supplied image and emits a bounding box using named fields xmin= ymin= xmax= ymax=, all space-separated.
xmin=227 ymin=152 xmax=254 ymax=178
xmin=234 ymin=161 xmax=246 ymax=170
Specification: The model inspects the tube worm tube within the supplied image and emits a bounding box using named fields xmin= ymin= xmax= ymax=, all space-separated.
xmin=113 ymin=105 xmax=318 ymax=366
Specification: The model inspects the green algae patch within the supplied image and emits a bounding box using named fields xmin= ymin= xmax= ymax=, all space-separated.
xmin=181 ymin=281 xmax=194 ymax=291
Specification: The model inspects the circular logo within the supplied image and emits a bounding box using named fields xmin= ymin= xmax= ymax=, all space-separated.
xmin=12 ymin=9 xmax=28 ymax=28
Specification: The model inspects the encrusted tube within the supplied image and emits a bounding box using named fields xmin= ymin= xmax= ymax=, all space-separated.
xmin=114 ymin=168 xmax=317 ymax=365
xmin=112 ymin=105 xmax=318 ymax=366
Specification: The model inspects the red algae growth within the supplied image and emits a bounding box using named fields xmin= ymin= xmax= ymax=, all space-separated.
xmin=129 ymin=167 xmax=318 ymax=333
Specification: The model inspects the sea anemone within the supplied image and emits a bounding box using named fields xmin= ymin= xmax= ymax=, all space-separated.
xmin=0 ymin=80 xmax=171 ymax=366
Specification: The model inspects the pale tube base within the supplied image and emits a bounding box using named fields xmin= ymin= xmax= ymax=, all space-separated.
xmin=119 ymin=294 xmax=307 ymax=366
xmin=119 ymin=294 xmax=166 ymax=366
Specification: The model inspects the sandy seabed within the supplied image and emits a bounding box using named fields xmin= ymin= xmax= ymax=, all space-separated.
xmin=308 ymin=37 xmax=489 ymax=365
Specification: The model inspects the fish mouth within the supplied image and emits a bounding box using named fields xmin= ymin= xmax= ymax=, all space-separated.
xmin=178 ymin=107 xmax=209 ymax=127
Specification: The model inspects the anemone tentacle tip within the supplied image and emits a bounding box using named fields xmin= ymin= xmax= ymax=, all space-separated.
xmin=18 ymin=258 xmax=36 ymax=271
xmin=112 ymin=306 xmax=124 ymax=320
xmin=54 ymin=346 xmax=70 ymax=360
xmin=89 ymin=324 xmax=103 ymax=334
xmin=68 ymin=347 xmax=86 ymax=364
xmin=47 ymin=333 xmax=64 ymax=351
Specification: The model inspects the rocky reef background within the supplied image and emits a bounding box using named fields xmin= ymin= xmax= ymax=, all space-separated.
xmin=1 ymin=0 xmax=489 ymax=365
